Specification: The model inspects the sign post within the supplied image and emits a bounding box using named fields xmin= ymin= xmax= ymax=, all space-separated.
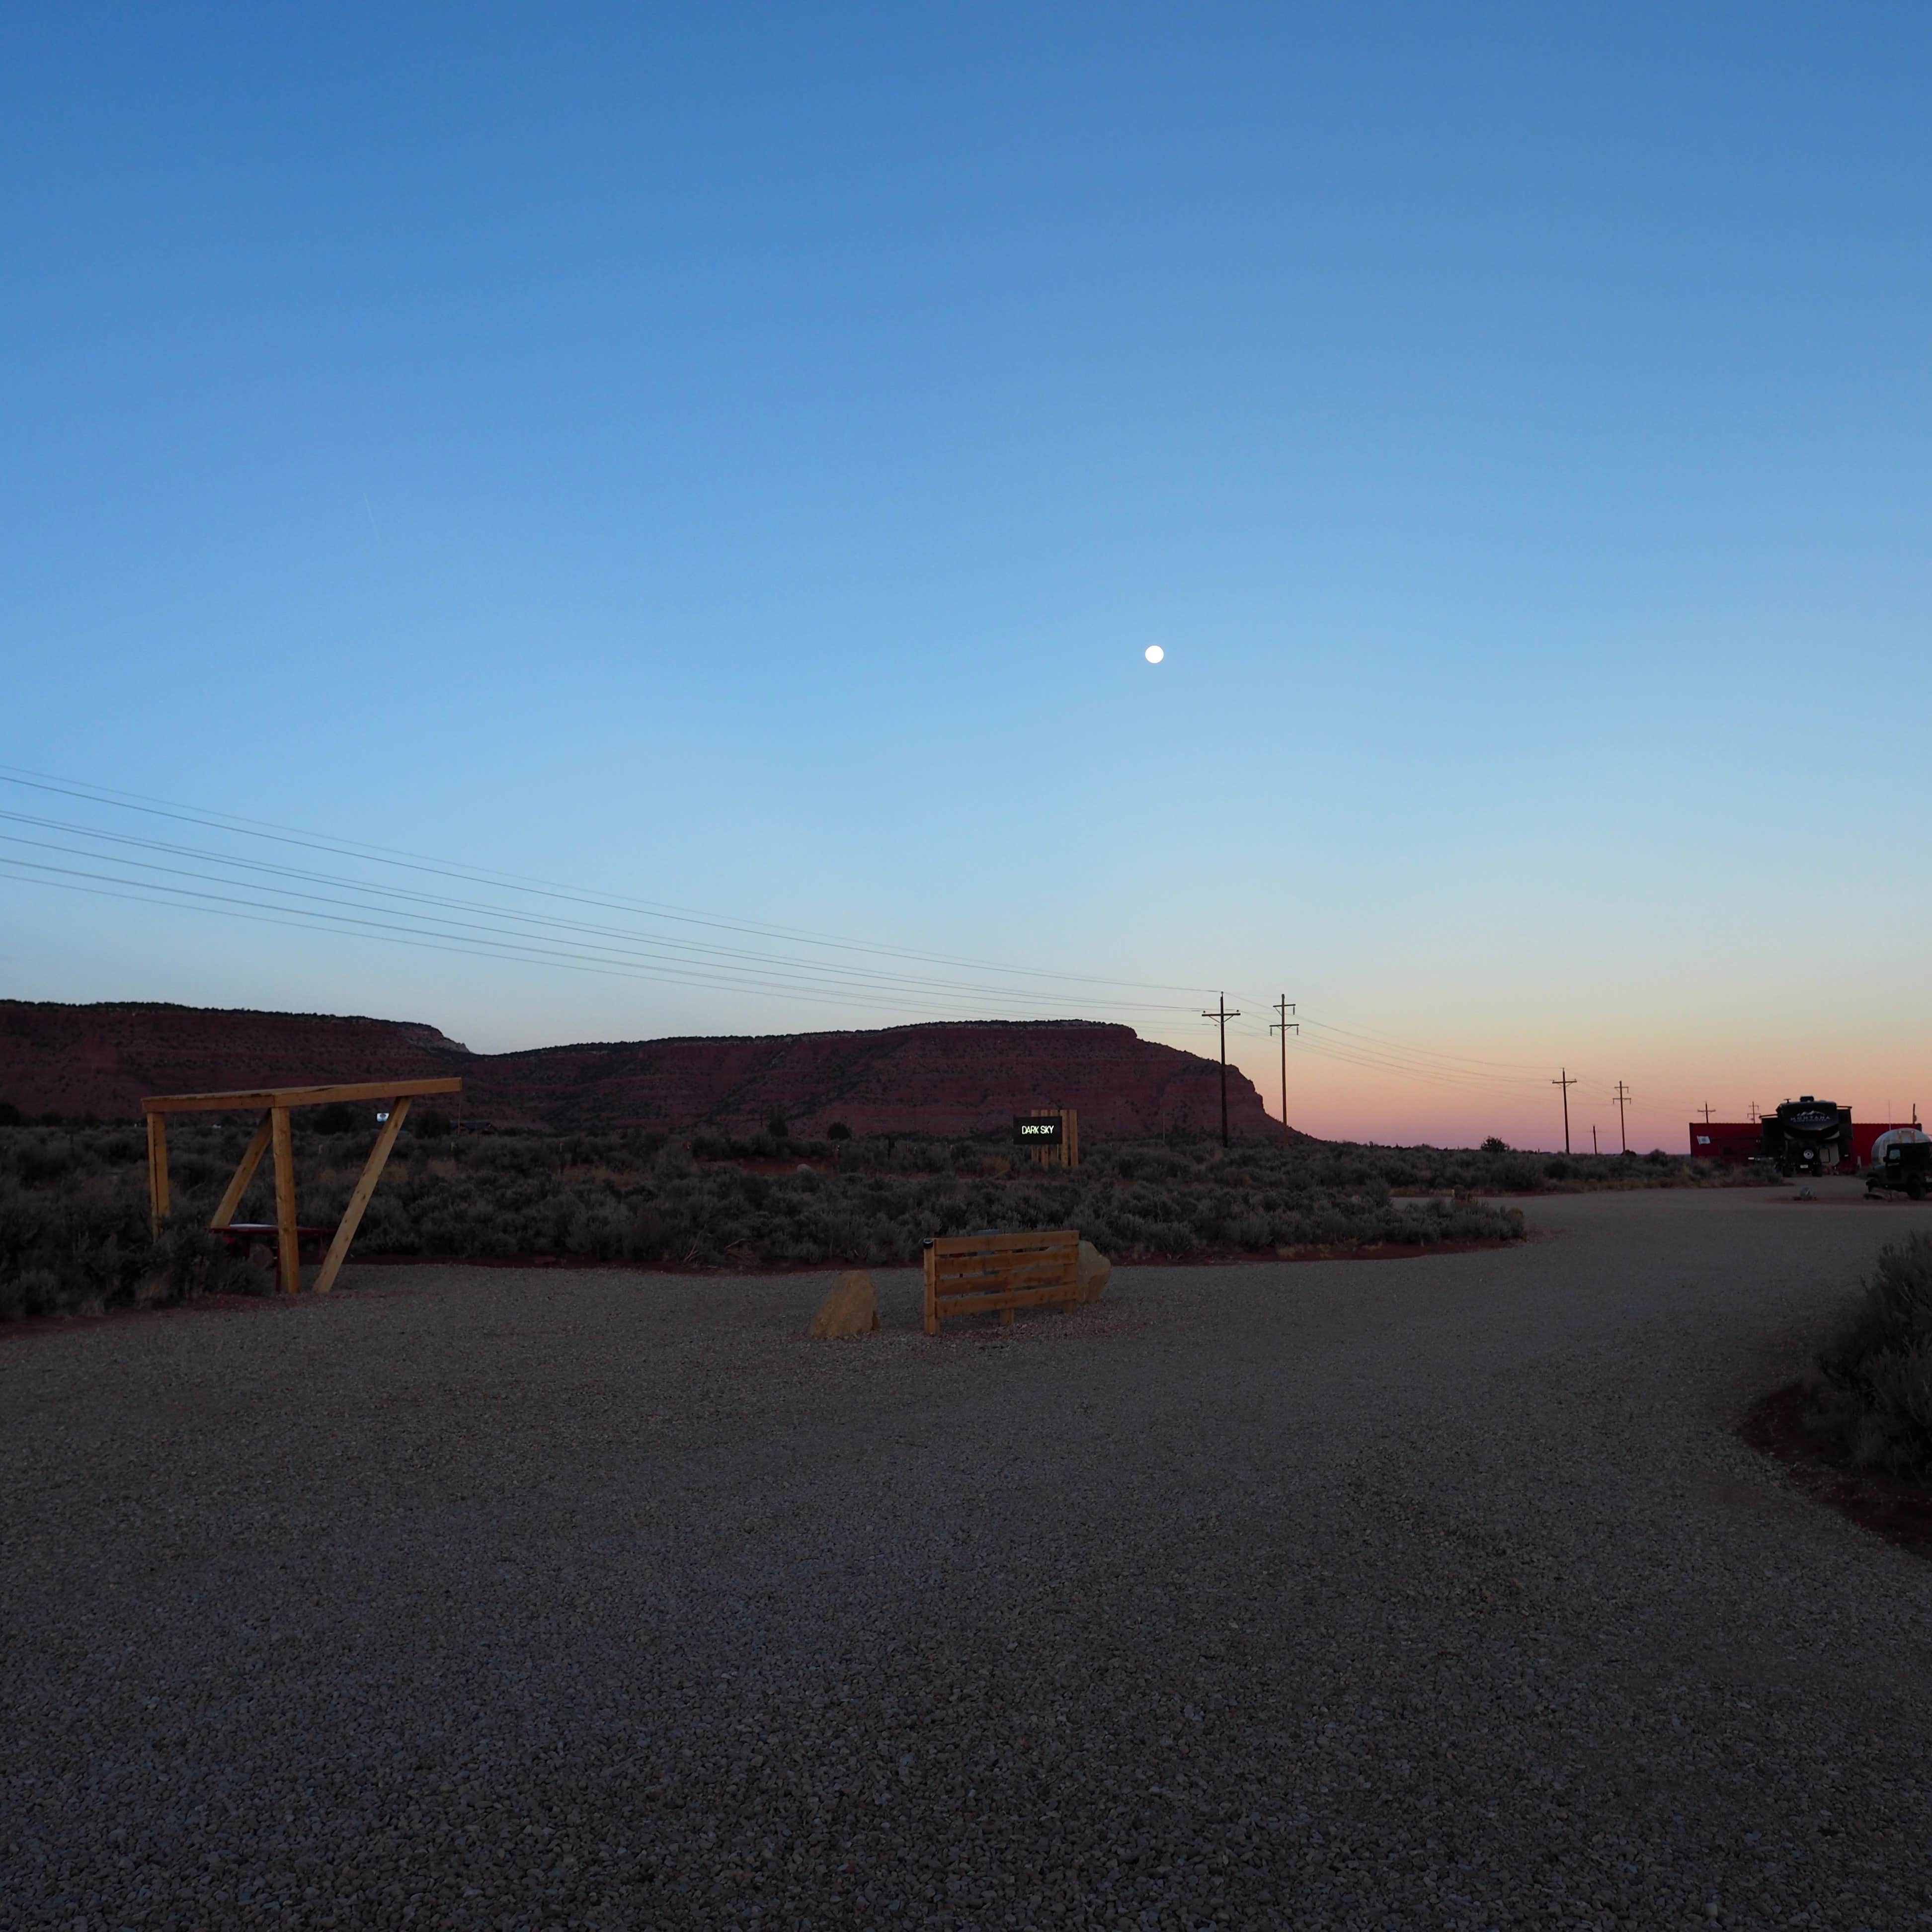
xmin=1013 ymin=1108 xmax=1079 ymax=1169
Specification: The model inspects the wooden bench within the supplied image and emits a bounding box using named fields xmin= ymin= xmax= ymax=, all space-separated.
xmin=922 ymin=1229 xmax=1082 ymax=1334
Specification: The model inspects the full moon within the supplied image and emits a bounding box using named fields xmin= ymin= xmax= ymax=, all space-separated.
xmin=1144 ymin=644 xmax=1164 ymax=663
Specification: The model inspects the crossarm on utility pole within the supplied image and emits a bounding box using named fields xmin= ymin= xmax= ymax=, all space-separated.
xmin=1552 ymin=1068 xmax=1577 ymax=1157
xmin=1202 ymin=994 xmax=1242 ymax=1147
xmin=1271 ymin=997 xmax=1298 ymax=1144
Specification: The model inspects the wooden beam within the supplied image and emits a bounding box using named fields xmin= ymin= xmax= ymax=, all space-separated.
xmin=146 ymin=1112 xmax=169 ymax=1236
xmin=270 ymin=1107 xmax=299 ymax=1295
xmin=312 ymin=1098 xmax=411 ymax=1295
xmin=142 ymin=1077 xmax=462 ymax=1116
xmin=210 ymin=1113 xmax=274 ymax=1229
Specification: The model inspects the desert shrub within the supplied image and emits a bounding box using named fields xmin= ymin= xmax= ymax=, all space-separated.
xmin=1481 ymin=1136 xmax=1508 ymax=1153
xmin=0 ymin=1102 xmax=23 ymax=1127
xmin=414 ymin=1108 xmax=453 ymax=1139
xmin=826 ymin=1121 xmax=852 ymax=1140
xmin=7 ymin=1117 xmax=1747 ymax=1306
xmin=313 ymin=1103 xmax=363 ymax=1135
xmin=16 ymin=1142 xmax=74 ymax=1187
xmin=1813 ymin=1233 xmax=1932 ymax=1475
xmin=767 ymin=1112 xmax=789 ymax=1141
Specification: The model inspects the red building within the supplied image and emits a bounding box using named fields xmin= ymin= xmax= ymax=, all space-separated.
xmin=1688 ymin=1118 xmax=1921 ymax=1167
xmin=1853 ymin=1121 xmax=1919 ymax=1169
xmin=1687 ymin=1122 xmax=1760 ymax=1164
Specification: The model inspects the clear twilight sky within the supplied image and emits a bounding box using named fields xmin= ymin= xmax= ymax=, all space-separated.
xmin=3 ymin=5 xmax=1928 ymax=1150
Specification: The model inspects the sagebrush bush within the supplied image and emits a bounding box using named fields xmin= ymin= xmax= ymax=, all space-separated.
xmin=0 ymin=1119 xmax=268 ymax=1319
xmin=4 ymin=1115 xmax=1736 ymax=1321
xmin=1814 ymin=1233 xmax=1932 ymax=1475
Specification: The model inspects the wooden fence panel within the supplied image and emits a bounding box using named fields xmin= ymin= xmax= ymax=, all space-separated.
xmin=923 ymin=1229 xmax=1081 ymax=1333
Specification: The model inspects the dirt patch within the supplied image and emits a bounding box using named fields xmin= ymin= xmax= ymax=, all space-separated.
xmin=0 ymin=1291 xmax=294 ymax=1348
xmin=1769 ymin=1194 xmax=1932 ymax=1208
xmin=0 ymin=1236 xmax=1531 ymax=1350
xmin=1739 ymin=1382 xmax=1932 ymax=1561
xmin=1128 ymin=1237 xmax=1527 ymax=1266
xmin=342 ymin=1235 xmax=1529 ymax=1275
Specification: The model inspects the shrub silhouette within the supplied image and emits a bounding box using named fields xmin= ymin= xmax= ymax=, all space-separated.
xmin=0 ymin=1118 xmax=1736 ymax=1320
xmin=1815 ymin=1233 xmax=1932 ymax=1475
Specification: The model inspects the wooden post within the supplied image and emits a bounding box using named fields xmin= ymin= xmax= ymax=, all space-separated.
xmin=211 ymin=1113 xmax=274 ymax=1229
xmin=270 ymin=1107 xmax=299 ymax=1294
xmin=922 ymin=1241 xmax=938 ymax=1336
xmin=145 ymin=1112 xmax=170 ymax=1235
xmin=313 ymin=1098 xmax=411 ymax=1295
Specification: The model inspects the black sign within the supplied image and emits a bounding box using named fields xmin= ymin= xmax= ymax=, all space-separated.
xmin=1014 ymin=1115 xmax=1062 ymax=1145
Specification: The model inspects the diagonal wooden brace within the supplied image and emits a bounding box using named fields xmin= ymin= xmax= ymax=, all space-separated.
xmin=146 ymin=1112 xmax=170 ymax=1236
xmin=313 ymin=1098 xmax=412 ymax=1295
xmin=210 ymin=1113 xmax=274 ymax=1229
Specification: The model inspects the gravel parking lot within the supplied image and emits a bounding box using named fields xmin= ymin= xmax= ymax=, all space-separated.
xmin=4 ymin=1183 xmax=1930 ymax=1931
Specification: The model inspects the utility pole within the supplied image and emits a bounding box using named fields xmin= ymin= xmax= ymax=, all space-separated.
xmin=1202 ymin=993 xmax=1241 ymax=1148
xmin=1591 ymin=1124 xmax=1599 ymax=1155
xmin=1614 ymin=1081 xmax=1632 ymax=1154
xmin=1697 ymin=1103 xmax=1713 ymax=1124
xmin=1270 ymin=997 xmax=1297 ymax=1145
xmin=1748 ymin=1101 xmax=1760 ymax=1124
xmin=1552 ymin=1068 xmax=1577 ymax=1155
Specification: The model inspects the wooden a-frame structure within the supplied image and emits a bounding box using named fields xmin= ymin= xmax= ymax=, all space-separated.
xmin=141 ymin=1078 xmax=463 ymax=1295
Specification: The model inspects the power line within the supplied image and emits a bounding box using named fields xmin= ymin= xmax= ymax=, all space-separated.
xmin=0 ymin=766 xmax=1218 ymax=1007
xmin=1293 ymin=1014 xmax=1557 ymax=1077
xmin=0 ymin=828 xmax=1206 ymax=1019
xmin=0 ymin=858 xmax=1077 ymax=1021
xmin=1290 ymin=1030 xmax=1576 ymax=1097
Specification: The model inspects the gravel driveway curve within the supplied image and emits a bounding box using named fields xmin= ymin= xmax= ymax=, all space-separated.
xmin=3 ymin=1184 xmax=1930 ymax=1931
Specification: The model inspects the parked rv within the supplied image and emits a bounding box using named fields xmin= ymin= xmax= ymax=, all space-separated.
xmin=1760 ymin=1096 xmax=1854 ymax=1176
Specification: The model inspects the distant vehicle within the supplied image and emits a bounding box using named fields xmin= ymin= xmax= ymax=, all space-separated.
xmin=1760 ymin=1096 xmax=1853 ymax=1176
xmin=1865 ymin=1127 xmax=1932 ymax=1199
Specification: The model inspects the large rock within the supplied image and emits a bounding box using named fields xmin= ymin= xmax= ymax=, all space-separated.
xmin=0 ymin=1002 xmax=1287 ymax=1137
xmin=809 ymin=1270 xmax=880 ymax=1338
xmin=1078 ymin=1240 xmax=1113 ymax=1303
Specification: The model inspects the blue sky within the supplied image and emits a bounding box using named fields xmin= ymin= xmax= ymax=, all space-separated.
xmin=3 ymin=4 xmax=1928 ymax=1147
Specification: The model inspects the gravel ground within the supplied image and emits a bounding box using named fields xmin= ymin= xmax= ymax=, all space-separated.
xmin=3 ymin=1182 xmax=1930 ymax=1932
